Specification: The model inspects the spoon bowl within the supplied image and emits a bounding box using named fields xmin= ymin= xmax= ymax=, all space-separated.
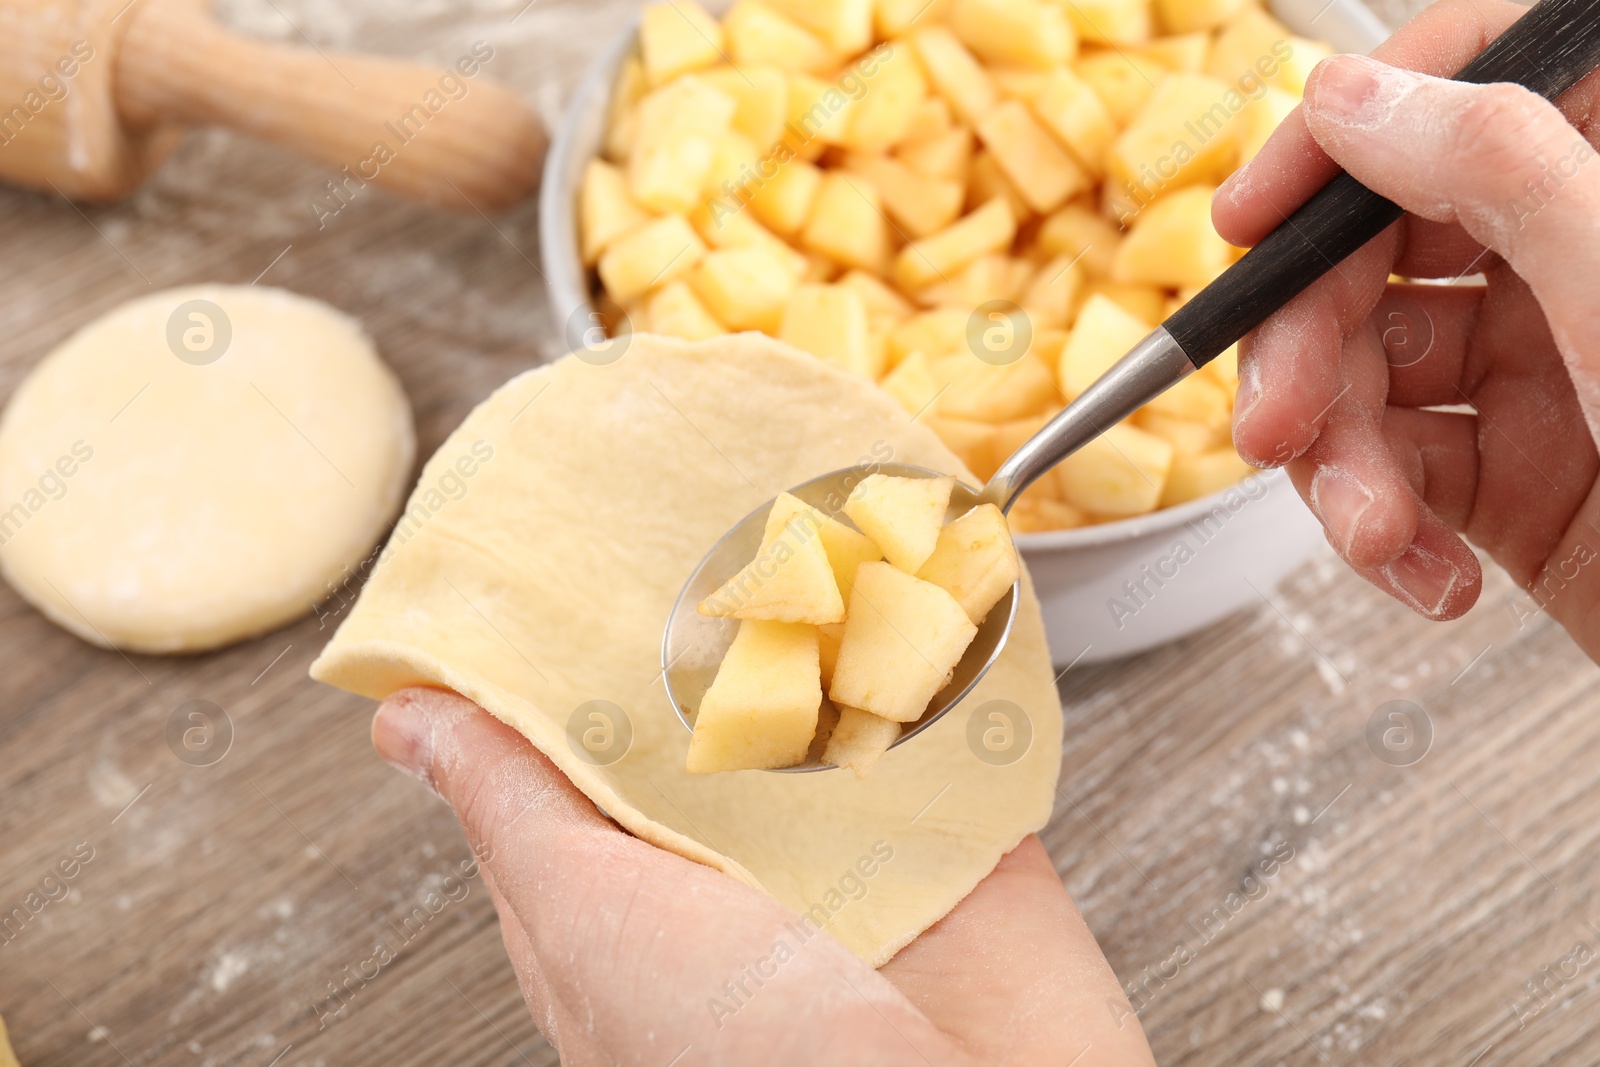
xmin=661 ymin=463 xmax=1019 ymax=773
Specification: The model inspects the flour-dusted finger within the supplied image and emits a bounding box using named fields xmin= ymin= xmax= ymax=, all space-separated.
xmin=1302 ymin=55 xmax=1600 ymax=432
xmin=1213 ymin=0 xmax=1532 ymax=249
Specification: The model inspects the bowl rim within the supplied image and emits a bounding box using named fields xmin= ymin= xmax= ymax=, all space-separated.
xmin=534 ymin=5 xmax=1376 ymax=557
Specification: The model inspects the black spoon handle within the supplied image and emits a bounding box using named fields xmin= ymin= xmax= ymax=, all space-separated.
xmin=1164 ymin=0 xmax=1600 ymax=367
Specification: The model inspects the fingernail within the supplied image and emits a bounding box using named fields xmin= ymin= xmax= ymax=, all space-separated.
xmin=1310 ymin=54 xmax=1414 ymax=129
xmin=1309 ymin=467 xmax=1374 ymax=556
xmin=373 ymin=696 xmax=437 ymax=791
xmin=1382 ymin=543 xmax=1460 ymax=619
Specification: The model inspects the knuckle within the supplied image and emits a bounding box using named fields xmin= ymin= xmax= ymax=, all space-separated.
xmin=1447 ymin=84 xmax=1562 ymax=188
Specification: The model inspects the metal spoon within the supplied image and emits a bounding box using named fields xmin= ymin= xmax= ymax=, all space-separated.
xmin=662 ymin=0 xmax=1600 ymax=771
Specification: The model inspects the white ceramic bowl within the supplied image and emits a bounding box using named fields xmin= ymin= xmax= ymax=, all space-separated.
xmin=539 ymin=1 xmax=1385 ymax=664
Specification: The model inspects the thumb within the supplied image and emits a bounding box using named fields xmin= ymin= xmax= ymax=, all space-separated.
xmin=371 ymin=686 xmax=620 ymax=860
xmin=1301 ymin=53 xmax=1600 ymax=427
xmin=369 ymin=688 xmax=951 ymax=1066
xmin=372 ymin=688 xmax=631 ymax=1059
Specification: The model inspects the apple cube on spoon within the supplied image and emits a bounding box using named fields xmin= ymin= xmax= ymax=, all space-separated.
xmin=823 ymin=703 xmax=903 ymax=779
xmin=843 ymin=473 xmax=955 ymax=573
xmin=698 ymin=493 xmax=846 ymax=624
xmin=829 ymin=561 xmax=978 ymax=722
xmin=915 ymin=503 xmax=1020 ymax=623
xmin=687 ymin=620 xmax=823 ymax=772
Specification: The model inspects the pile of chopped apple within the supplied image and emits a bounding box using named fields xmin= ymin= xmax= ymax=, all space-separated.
xmin=582 ymin=0 xmax=1329 ymax=532
xmin=687 ymin=474 xmax=1019 ymax=777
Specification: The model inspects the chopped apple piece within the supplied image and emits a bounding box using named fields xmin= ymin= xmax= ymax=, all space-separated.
xmin=779 ymin=284 xmax=880 ymax=378
xmin=1064 ymin=0 xmax=1152 ymax=45
xmin=1020 ymin=253 xmax=1084 ymax=330
xmin=640 ymin=1 xmax=725 ymax=85
xmin=1107 ymin=73 xmax=1243 ymax=210
xmin=773 ymin=491 xmax=885 ymax=602
xmin=1137 ymin=31 xmax=1209 ymax=72
xmin=1142 ymin=372 xmax=1231 ymax=433
xmin=877 ymin=0 xmax=951 ymax=37
xmin=880 ymin=351 xmax=943 ymax=416
xmin=1074 ymin=50 xmax=1161 ymax=127
xmin=1053 ymin=421 xmax=1174 ymax=516
xmin=818 ymin=621 xmax=847 ymax=688
xmin=1238 ymin=86 xmax=1300 ymax=164
xmin=1057 ymin=293 xmax=1151 ymax=400
xmin=786 ymin=72 xmax=857 ymax=149
xmin=690 ymin=246 xmax=801 ymax=331
xmin=840 ymin=269 xmax=915 ymax=324
xmin=916 ymin=252 xmax=1026 ymax=309
xmin=1034 ymin=201 xmax=1122 ymax=278
xmin=897 ymin=126 xmax=974 ymax=182
xmin=990 ymin=67 xmax=1052 ymax=100
xmin=829 ymin=561 xmax=978 ymax=721
xmin=1113 ymin=185 xmax=1232 ymax=288
xmin=1030 ymin=69 xmax=1115 ymax=178
xmin=724 ymin=1 xmax=835 ymax=73
xmin=888 ymin=308 xmax=971 ymax=365
xmin=699 ymin=492 xmax=846 ymax=623
xmin=1201 ymin=343 xmax=1239 ymax=393
xmin=1077 ymin=279 xmax=1167 ymax=325
xmin=628 ymin=76 xmax=737 ymax=213
xmin=1138 ymin=410 xmax=1219 ymax=455
xmin=686 ymin=620 xmax=822 ymax=772
xmin=844 ymin=153 xmax=965 ymax=239
xmin=1207 ymin=8 xmax=1325 ymax=94
xmin=939 ymin=354 xmax=1060 ymax=423
xmin=975 ymin=100 xmax=1091 ymax=214
xmin=689 ymin=202 xmax=810 ymax=277
xmin=703 ymin=131 xmax=762 ymax=200
xmin=843 ymin=473 xmax=955 ymax=573
xmin=894 ymin=197 xmax=1017 ymax=292
xmin=747 ymin=159 xmax=824 ymax=236
xmin=703 ymin=66 xmax=792 ymax=149
xmin=902 ymin=96 xmax=954 ymax=142
xmin=598 ymin=214 xmax=707 ymax=303
xmin=948 ymin=0 xmax=1075 ymax=69
xmin=915 ymin=503 xmax=1019 ymax=622
xmin=801 ymin=172 xmax=891 ymax=273
xmin=1159 ymin=446 xmax=1253 ymax=507
xmin=580 ymin=160 xmax=651 ymax=267
xmin=647 ymin=281 xmax=728 ymax=341
xmin=842 ymin=43 xmax=930 ymax=151
xmin=966 ymin=151 xmax=1032 ymax=219
xmin=1008 ymin=495 xmax=1088 ymax=533
xmin=911 ymin=26 xmax=999 ymax=125
xmin=765 ymin=0 xmax=875 ymax=53
xmin=823 ymin=702 xmax=903 ymax=778
xmin=1155 ymin=0 xmax=1247 ymax=33
xmin=604 ymin=56 xmax=646 ymax=163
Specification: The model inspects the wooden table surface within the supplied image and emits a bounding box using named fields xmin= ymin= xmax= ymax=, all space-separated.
xmin=3 ymin=2 xmax=1599 ymax=1065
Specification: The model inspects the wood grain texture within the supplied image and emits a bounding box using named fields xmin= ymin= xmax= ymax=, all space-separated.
xmin=1 ymin=2 xmax=1598 ymax=1066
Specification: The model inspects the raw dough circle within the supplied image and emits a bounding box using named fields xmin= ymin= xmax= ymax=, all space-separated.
xmin=311 ymin=333 xmax=1062 ymax=966
xmin=0 ymin=285 xmax=415 ymax=653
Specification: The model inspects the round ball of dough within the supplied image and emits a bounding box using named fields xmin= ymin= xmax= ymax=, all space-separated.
xmin=0 ymin=286 xmax=415 ymax=653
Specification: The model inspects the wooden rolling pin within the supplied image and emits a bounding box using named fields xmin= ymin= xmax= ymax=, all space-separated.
xmin=0 ymin=0 xmax=545 ymax=209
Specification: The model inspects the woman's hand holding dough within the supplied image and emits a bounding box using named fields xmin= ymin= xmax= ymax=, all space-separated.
xmin=1214 ymin=0 xmax=1600 ymax=661
xmin=372 ymin=687 xmax=1157 ymax=1067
